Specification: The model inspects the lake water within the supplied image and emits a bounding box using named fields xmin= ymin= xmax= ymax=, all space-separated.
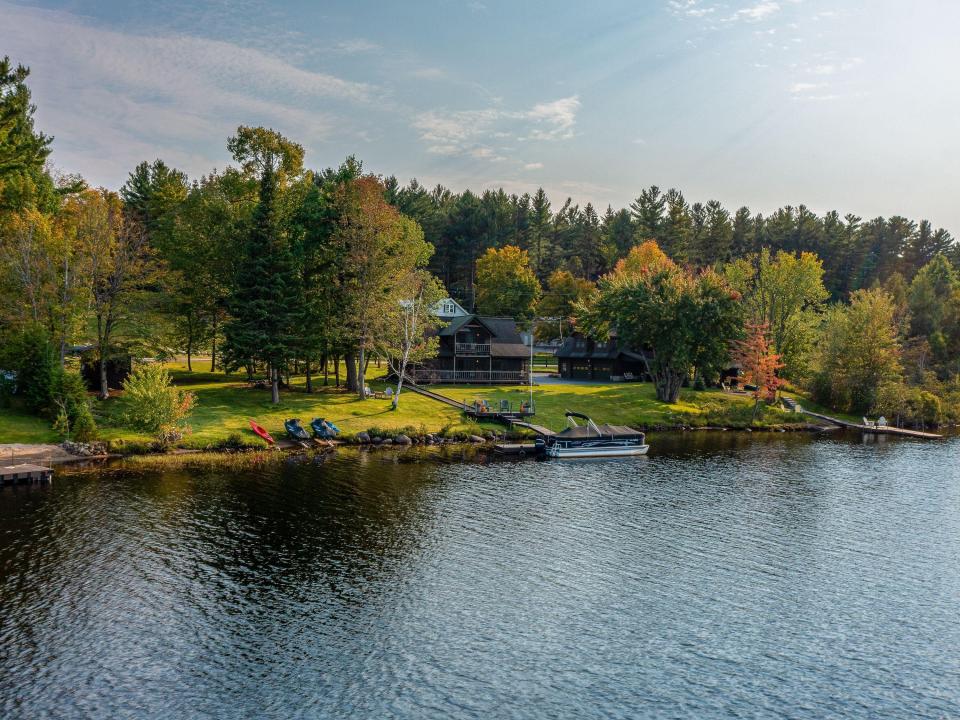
xmin=1 ymin=433 xmax=958 ymax=719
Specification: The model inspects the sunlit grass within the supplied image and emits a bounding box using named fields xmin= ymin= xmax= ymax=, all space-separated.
xmin=1 ymin=354 xmax=851 ymax=447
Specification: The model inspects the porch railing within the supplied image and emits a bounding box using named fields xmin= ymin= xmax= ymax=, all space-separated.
xmin=455 ymin=342 xmax=491 ymax=355
xmin=407 ymin=369 xmax=527 ymax=384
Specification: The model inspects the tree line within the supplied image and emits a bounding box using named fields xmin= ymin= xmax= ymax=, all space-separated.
xmin=385 ymin=180 xmax=958 ymax=307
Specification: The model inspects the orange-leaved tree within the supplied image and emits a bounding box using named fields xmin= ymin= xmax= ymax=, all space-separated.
xmin=731 ymin=322 xmax=785 ymax=421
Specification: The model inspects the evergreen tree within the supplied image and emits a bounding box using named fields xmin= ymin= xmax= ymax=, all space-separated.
xmin=0 ymin=56 xmax=53 ymax=211
xmin=730 ymin=207 xmax=755 ymax=258
xmin=602 ymin=206 xmax=634 ymax=262
xmin=660 ymin=188 xmax=691 ymax=261
xmin=529 ymin=187 xmax=552 ymax=280
xmin=223 ymin=164 xmax=299 ymax=403
xmin=630 ymin=185 xmax=665 ymax=243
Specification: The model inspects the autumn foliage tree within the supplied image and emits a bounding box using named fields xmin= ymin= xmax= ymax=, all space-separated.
xmin=731 ymin=322 xmax=785 ymax=421
xmin=578 ymin=259 xmax=742 ymax=403
xmin=474 ymin=245 xmax=541 ymax=319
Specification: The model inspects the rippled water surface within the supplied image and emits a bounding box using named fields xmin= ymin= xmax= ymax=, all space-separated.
xmin=2 ymin=432 xmax=959 ymax=719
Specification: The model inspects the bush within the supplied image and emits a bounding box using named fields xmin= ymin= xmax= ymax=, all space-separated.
xmin=51 ymin=368 xmax=98 ymax=440
xmin=211 ymin=432 xmax=268 ymax=451
xmin=122 ymin=363 xmax=196 ymax=439
xmin=874 ymin=381 xmax=944 ymax=429
xmin=3 ymin=325 xmax=57 ymax=411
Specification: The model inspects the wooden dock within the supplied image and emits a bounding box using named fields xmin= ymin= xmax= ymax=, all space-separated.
xmin=801 ymin=410 xmax=943 ymax=439
xmin=404 ymin=381 xmax=536 ymax=426
xmin=493 ymin=443 xmax=540 ymax=456
xmin=1 ymin=463 xmax=53 ymax=485
xmin=509 ymin=421 xmax=555 ymax=436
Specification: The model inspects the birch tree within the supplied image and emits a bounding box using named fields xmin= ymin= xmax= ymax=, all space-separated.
xmin=377 ymin=271 xmax=444 ymax=409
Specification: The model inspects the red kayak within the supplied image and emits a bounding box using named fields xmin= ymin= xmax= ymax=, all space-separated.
xmin=249 ymin=419 xmax=275 ymax=445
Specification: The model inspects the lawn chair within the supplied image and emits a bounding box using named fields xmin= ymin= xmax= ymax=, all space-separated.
xmin=877 ymin=416 xmax=887 ymax=427
xmin=862 ymin=416 xmax=875 ymax=427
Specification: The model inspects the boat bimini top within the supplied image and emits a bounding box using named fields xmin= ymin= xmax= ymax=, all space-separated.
xmin=556 ymin=411 xmax=645 ymax=441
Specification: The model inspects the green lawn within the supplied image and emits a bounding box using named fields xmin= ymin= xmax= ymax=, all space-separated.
xmin=431 ymin=381 xmax=807 ymax=432
xmin=0 ymin=407 xmax=60 ymax=443
xmin=0 ymin=357 xmax=853 ymax=448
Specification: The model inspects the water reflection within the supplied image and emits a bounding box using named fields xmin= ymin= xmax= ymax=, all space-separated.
xmin=1 ymin=433 xmax=958 ymax=719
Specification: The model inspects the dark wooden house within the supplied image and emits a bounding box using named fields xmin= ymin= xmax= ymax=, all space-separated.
xmin=407 ymin=299 xmax=530 ymax=384
xmin=555 ymin=334 xmax=651 ymax=381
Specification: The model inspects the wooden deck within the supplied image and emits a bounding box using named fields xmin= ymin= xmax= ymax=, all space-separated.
xmin=404 ymin=382 xmax=536 ymax=426
xmin=1 ymin=463 xmax=53 ymax=485
xmin=802 ymin=410 xmax=943 ymax=439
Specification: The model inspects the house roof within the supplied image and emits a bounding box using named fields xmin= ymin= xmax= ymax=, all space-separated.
xmin=491 ymin=343 xmax=530 ymax=358
xmin=555 ymin=336 xmax=650 ymax=361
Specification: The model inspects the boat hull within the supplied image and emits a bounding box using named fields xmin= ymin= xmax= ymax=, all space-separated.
xmin=545 ymin=444 xmax=649 ymax=459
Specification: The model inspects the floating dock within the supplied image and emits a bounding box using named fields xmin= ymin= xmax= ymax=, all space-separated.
xmin=1 ymin=463 xmax=53 ymax=485
xmin=801 ymin=410 xmax=943 ymax=439
xmin=493 ymin=443 xmax=540 ymax=456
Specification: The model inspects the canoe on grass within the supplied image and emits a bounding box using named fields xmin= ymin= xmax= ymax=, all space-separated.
xmin=285 ymin=419 xmax=311 ymax=442
xmin=249 ymin=419 xmax=275 ymax=445
xmin=310 ymin=418 xmax=339 ymax=439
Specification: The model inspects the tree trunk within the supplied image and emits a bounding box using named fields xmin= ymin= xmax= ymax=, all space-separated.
xmin=186 ymin=335 xmax=193 ymax=372
xmin=357 ymin=345 xmax=366 ymax=401
xmin=210 ymin=314 xmax=218 ymax=372
xmin=305 ymin=359 xmax=313 ymax=393
xmin=322 ymin=353 xmax=328 ymax=386
xmin=345 ymin=351 xmax=357 ymax=392
xmin=97 ymin=314 xmax=111 ymax=400
xmin=334 ymin=355 xmax=340 ymax=388
xmin=246 ymin=363 xmax=254 ymax=382
xmin=655 ymin=369 xmax=683 ymax=403
xmin=271 ymin=364 xmax=280 ymax=404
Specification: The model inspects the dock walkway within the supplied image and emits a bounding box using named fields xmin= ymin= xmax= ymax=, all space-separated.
xmin=509 ymin=421 xmax=556 ymax=437
xmin=801 ymin=409 xmax=943 ymax=439
xmin=404 ymin=381 xmax=535 ymax=425
xmin=1 ymin=463 xmax=53 ymax=485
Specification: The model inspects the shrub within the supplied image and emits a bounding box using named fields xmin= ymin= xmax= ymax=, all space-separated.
xmin=3 ymin=325 xmax=57 ymax=411
xmin=211 ymin=432 xmax=268 ymax=451
xmin=122 ymin=363 xmax=196 ymax=439
xmin=50 ymin=368 xmax=98 ymax=440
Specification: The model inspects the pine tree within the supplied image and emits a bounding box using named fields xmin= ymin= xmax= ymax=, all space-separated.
xmin=222 ymin=165 xmax=299 ymax=403
xmin=529 ymin=188 xmax=552 ymax=279
xmin=630 ymin=185 xmax=665 ymax=243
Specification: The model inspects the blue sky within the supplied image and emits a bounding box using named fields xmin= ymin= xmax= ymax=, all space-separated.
xmin=4 ymin=0 xmax=960 ymax=231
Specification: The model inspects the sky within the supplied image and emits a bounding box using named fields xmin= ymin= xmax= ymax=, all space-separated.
xmin=3 ymin=0 xmax=960 ymax=232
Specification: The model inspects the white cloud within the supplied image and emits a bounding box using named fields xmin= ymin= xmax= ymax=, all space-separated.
xmin=526 ymin=96 xmax=581 ymax=140
xmin=790 ymin=82 xmax=822 ymax=93
xmin=332 ymin=39 xmax=380 ymax=54
xmin=0 ymin=2 xmax=374 ymax=184
xmin=668 ymin=1 xmax=717 ymax=18
xmin=412 ymin=95 xmax=580 ymax=158
xmin=728 ymin=2 xmax=781 ymax=23
xmin=412 ymin=67 xmax=446 ymax=79
xmin=523 ymin=162 xmax=544 ymax=170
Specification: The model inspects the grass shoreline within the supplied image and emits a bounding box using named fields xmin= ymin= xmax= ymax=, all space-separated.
xmin=0 ymin=358 xmax=858 ymax=458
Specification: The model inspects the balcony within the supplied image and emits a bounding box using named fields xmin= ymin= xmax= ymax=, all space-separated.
xmin=455 ymin=342 xmax=491 ymax=355
xmin=407 ymin=369 xmax=527 ymax=384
